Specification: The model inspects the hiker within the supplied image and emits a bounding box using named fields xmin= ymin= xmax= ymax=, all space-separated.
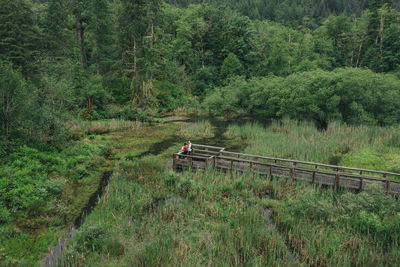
xmin=188 ymin=141 xmax=193 ymax=155
xmin=181 ymin=143 xmax=189 ymax=155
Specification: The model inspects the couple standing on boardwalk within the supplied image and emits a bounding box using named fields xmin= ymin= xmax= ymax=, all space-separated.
xmin=181 ymin=141 xmax=192 ymax=155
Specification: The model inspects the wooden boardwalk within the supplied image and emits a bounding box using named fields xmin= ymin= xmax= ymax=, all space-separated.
xmin=173 ymin=144 xmax=400 ymax=196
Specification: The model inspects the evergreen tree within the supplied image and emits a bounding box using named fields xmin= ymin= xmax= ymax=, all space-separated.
xmin=44 ymin=0 xmax=72 ymax=55
xmin=0 ymin=0 xmax=40 ymax=73
xmin=119 ymin=0 xmax=163 ymax=104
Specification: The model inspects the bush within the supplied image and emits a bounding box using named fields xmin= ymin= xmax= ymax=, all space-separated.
xmin=155 ymin=81 xmax=188 ymax=112
xmin=0 ymin=203 xmax=11 ymax=223
xmin=72 ymin=166 xmax=89 ymax=180
xmin=203 ymin=68 xmax=400 ymax=126
xmin=75 ymin=224 xmax=105 ymax=253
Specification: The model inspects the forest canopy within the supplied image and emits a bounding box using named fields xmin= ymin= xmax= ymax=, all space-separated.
xmin=1 ymin=0 xmax=400 ymax=143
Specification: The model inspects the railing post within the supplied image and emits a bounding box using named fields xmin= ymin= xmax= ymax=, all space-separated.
xmin=312 ymin=165 xmax=317 ymax=183
xmin=213 ymin=156 xmax=216 ymax=168
xmin=204 ymin=157 xmax=208 ymax=169
xmin=269 ymin=164 xmax=273 ymax=179
xmin=292 ymin=162 xmax=297 ymax=181
xmin=384 ymin=174 xmax=389 ymax=194
xmin=359 ymin=178 xmax=363 ymax=192
xmin=189 ymin=156 xmax=193 ymax=169
xmin=335 ymin=168 xmax=340 ymax=191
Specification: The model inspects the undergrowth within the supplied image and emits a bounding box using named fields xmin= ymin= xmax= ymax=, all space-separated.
xmin=59 ymin=155 xmax=400 ymax=266
xmin=0 ymin=141 xmax=110 ymax=266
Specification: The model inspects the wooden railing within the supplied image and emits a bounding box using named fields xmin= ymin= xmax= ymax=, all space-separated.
xmin=173 ymin=144 xmax=400 ymax=195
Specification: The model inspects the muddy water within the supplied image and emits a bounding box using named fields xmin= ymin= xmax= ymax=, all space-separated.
xmin=262 ymin=194 xmax=276 ymax=230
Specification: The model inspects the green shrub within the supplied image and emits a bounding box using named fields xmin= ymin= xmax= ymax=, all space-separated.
xmin=204 ymin=68 xmax=400 ymax=125
xmin=0 ymin=204 xmax=11 ymax=223
xmin=72 ymin=166 xmax=89 ymax=180
xmin=75 ymin=225 xmax=105 ymax=253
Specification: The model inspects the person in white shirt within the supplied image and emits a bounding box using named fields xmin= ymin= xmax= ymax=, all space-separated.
xmin=188 ymin=141 xmax=193 ymax=155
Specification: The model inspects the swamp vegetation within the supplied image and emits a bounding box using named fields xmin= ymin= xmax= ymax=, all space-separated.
xmin=1 ymin=0 xmax=400 ymax=266
xmin=56 ymin=119 xmax=400 ymax=266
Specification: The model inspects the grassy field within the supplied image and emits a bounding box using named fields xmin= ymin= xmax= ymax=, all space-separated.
xmin=0 ymin=118 xmax=191 ymax=266
xmin=56 ymin=119 xmax=400 ymax=266
xmin=59 ymin=157 xmax=400 ymax=266
xmin=2 ymin=118 xmax=400 ymax=266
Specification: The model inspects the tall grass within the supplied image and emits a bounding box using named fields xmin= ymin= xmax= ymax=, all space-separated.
xmin=70 ymin=119 xmax=142 ymax=137
xmin=226 ymin=119 xmax=400 ymax=168
xmin=59 ymin=158 xmax=296 ymax=266
xmin=59 ymin=155 xmax=400 ymax=266
xmin=179 ymin=120 xmax=214 ymax=139
xmin=271 ymin=182 xmax=400 ymax=266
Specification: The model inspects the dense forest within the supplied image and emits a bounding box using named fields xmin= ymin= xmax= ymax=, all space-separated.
xmin=1 ymin=0 xmax=400 ymax=146
xmin=1 ymin=0 xmax=400 ymax=265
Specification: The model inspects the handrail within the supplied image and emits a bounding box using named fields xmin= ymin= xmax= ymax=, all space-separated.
xmin=216 ymin=155 xmax=400 ymax=184
xmin=220 ymin=151 xmax=400 ymax=178
xmin=194 ymin=149 xmax=221 ymax=155
xmin=173 ymin=145 xmax=400 ymax=194
xmin=192 ymin=144 xmax=225 ymax=150
xmin=174 ymin=153 xmax=212 ymax=160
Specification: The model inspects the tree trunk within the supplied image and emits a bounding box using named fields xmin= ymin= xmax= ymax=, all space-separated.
xmin=130 ymin=38 xmax=140 ymax=107
xmin=356 ymin=39 xmax=363 ymax=67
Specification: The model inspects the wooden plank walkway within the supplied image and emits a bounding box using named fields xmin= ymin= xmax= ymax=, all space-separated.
xmin=173 ymin=144 xmax=400 ymax=196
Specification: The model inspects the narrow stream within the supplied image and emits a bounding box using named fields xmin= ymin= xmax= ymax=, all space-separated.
xmin=40 ymin=171 xmax=113 ymax=267
xmin=38 ymin=116 xmax=277 ymax=267
xmin=262 ymin=192 xmax=297 ymax=264
xmin=39 ymin=126 xmax=185 ymax=266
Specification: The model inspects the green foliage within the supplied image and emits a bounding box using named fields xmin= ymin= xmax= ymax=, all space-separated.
xmin=155 ymin=81 xmax=187 ymax=112
xmin=0 ymin=0 xmax=40 ymax=72
xmin=0 ymin=141 xmax=105 ymax=224
xmin=0 ymin=61 xmax=31 ymax=136
xmin=2 ymin=0 xmax=400 ymax=264
xmin=220 ymin=53 xmax=244 ymax=81
xmin=75 ymin=224 xmax=105 ymax=253
xmin=283 ymin=183 xmax=400 ymax=240
xmin=204 ymin=68 xmax=400 ymax=126
xmin=59 ymin=145 xmax=400 ymax=266
xmin=203 ymin=76 xmax=252 ymax=118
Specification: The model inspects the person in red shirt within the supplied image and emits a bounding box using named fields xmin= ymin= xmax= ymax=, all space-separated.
xmin=181 ymin=143 xmax=189 ymax=155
